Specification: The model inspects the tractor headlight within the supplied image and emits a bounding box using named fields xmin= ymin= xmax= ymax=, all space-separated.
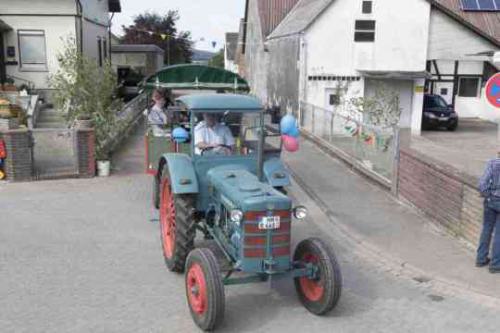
xmin=230 ymin=210 xmax=244 ymax=224
xmin=293 ymin=206 xmax=308 ymax=220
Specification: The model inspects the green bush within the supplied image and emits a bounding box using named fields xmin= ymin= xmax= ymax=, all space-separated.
xmin=50 ymin=37 xmax=124 ymax=160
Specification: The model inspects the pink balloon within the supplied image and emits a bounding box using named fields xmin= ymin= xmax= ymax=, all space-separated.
xmin=282 ymin=135 xmax=299 ymax=152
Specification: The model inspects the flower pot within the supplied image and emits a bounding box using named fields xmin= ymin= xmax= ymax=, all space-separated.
xmin=97 ymin=160 xmax=111 ymax=177
xmin=75 ymin=119 xmax=94 ymax=129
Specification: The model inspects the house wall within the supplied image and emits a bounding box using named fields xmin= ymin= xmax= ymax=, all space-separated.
xmin=267 ymin=35 xmax=300 ymax=113
xmin=303 ymin=0 xmax=429 ymax=129
xmin=427 ymin=8 xmax=498 ymax=120
xmin=82 ymin=20 xmax=109 ymax=63
xmin=244 ymin=0 xmax=269 ymax=104
xmin=0 ymin=0 xmax=111 ymax=90
xmin=1 ymin=16 xmax=77 ymax=89
xmin=305 ymin=0 xmax=430 ymax=76
xmin=0 ymin=0 xmax=77 ymax=15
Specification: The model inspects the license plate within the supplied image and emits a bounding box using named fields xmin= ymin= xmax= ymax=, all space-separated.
xmin=439 ymin=117 xmax=448 ymax=121
xmin=258 ymin=216 xmax=281 ymax=230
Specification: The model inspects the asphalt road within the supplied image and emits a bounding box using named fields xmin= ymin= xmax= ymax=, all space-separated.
xmin=1 ymin=129 xmax=499 ymax=332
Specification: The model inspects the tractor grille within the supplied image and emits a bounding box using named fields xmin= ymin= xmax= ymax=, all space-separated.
xmin=242 ymin=210 xmax=291 ymax=258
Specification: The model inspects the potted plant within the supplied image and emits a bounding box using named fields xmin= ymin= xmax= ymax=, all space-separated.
xmin=2 ymin=78 xmax=17 ymax=92
xmin=50 ymin=37 xmax=124 ymax=177
xmin=75 ymin=114 xmax=94 ymax=129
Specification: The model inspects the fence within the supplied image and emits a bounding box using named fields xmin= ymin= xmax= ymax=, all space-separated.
xmin=31 ymin=128 xmax=79 ymax=179
xmin=299 ymin=101 xmax=399 ymax=186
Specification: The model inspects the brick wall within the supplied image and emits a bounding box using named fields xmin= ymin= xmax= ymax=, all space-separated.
xmin=398 ymin=148 xmax=483 ymax=246
xmin=0 ymin=129 xmax=33 ymax=182
xmin=76 ymin=129 xmax=96 ymax=178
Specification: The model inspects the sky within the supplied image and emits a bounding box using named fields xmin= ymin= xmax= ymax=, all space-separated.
xmin=111 ymin=0 xmax=246 ymax=52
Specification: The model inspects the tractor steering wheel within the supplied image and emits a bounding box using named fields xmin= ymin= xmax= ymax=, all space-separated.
xmin=201 ymin=144 xmax=232 ymax=156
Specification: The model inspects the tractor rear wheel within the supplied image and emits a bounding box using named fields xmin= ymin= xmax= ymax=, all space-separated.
xmin=293 ymin=238 xmax=342 ymax=315
xmin=185 ymin=248 xmax=225 ymax=331
xmin=160 ymin=166 xmax=196 ymax=273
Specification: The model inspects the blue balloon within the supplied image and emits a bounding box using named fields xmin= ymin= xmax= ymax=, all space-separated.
xmin=172 ymin=127 xmax=189 ymax=143
xmin=286 ymin=126 xmax=300 ymax=138
xmin=280 ymin=114 xmax=297 ymax=135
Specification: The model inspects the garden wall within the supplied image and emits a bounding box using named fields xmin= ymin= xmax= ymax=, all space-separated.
xmin=398 ymin=147 xmax=482 ymax=246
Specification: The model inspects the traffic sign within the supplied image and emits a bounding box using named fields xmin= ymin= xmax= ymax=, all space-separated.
xmin=485 ymin=72 xmax=500 ymax=108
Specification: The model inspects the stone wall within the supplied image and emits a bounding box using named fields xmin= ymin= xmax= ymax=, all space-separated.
xmin=76 ymin=129 xmax=96 ymax=178
xmin=0 ymin=128 xmax=96 ymax=181
xmin=398 ymin=147 xmax=483 ymax=246
xmin=0 ymin=129 xmax=33 ymax=182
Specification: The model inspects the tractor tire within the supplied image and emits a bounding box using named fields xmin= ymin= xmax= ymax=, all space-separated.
xmin=293 ymin=238 xmax=342 ymax=315
xmin=185 ymin=248 xmax=225 ymax=331
xmin=159 ymin=166 xmax=196 ymax=273
xmin=153 ymin=175 xmax=160 ymax=210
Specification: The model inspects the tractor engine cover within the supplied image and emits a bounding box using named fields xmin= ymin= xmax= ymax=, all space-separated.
xmin=207 ymin=167 xmax=293 ymax=273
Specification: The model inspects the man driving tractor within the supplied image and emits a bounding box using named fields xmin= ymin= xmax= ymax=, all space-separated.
xmin=194 ymin=113 xmax=235 ymax=155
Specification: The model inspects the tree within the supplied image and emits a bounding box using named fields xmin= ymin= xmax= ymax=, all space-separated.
xmin=121 ymin=11 xmax=192 ymax=65
xmin=208 ymin=49 xmax=224 ymax=68
xmin=50 ymin=37 xmax=124 ymax=160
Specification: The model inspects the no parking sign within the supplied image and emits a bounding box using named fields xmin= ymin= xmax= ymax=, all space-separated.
xmin=486 ymin=73 xmax=500 ymax=108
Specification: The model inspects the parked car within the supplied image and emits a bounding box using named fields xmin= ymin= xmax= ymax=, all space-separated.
xmin=422 ymin=94 xmax=458 ymax=131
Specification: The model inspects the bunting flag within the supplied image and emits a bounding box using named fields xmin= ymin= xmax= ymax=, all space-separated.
xmin=160 ymin=34 xmax=168 ymax=40
xmin=212 ymin=41 xmax=217 ymax=48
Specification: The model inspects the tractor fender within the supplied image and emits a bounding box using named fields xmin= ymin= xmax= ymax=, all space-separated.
xmin=263 ymin=157 xmax=291 ymax=188
xmin=158 ymin=153 xmax=199 ymax=194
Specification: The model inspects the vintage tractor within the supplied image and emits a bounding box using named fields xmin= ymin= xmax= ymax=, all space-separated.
xmin=153 ymin=94 xmax=342 ymax=331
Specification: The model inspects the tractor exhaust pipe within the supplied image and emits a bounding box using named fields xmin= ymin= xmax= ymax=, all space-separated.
xmin=257 ymin=109 xmax=265 ymax=182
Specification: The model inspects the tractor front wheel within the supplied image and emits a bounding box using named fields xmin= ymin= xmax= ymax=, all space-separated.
xmin=160 ymin=166 xmax=196 ymax=272
xmin=185 ymin=248 xmax=225 ymax=331
xmin=294 ymin=238 xmax=342 ymax=315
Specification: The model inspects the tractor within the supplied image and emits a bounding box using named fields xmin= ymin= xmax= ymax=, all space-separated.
xmin=152 ymin=93 xmax=342 ymax=331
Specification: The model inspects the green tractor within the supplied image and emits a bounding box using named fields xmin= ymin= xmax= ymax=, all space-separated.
xmin=152 ymin=92 xmax=342 ymax=331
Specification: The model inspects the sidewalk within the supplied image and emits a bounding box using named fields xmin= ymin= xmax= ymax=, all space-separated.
xmin=284 ymin=138 xmax=500 ymax=301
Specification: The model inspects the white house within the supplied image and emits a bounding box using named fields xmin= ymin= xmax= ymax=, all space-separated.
xmin=242 ymin=0 xmax=499 ymax=134
xmin=0 ymin=0 xmax=121 ymax=96
xmin=224 ymin=32 xmax=239 ymax=73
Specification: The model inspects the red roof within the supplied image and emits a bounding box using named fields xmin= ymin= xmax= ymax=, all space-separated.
xmin=257 ymin=0 xmax=300 ymax=37
xmin=430 ymin=0 xmax=500 ymax=46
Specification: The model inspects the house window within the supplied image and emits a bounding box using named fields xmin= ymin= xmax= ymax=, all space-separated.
xmin=102 ymin=38 xmax=108 ymax=60
xmin=362 ymin=1 xmax=373 ymax=14
xmin=354 ymin=20 xmax=376 ymax=42
xmin=458 ymin=77 xmax=480 ymax=97
xmin=329 ymin=94 xmax=340 ymax=106
xmin=440 ymin=88 xmax=448 ymax=95
xmin=97 ymin=38 xmax=103 ymax=67
xmin=18 ymin=30 xmax=47 ymax=70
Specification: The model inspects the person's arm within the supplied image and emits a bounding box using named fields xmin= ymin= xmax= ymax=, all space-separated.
xmin=479 ymin=161 xmax=493 ymax=197
xmin=223 ymin=126 xmax=235 ymax=150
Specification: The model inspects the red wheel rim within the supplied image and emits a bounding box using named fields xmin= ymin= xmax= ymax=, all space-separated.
xmin=160 ymin=177 xmax=176 ymax=259
xmin=187 ymin=263 xmax=208 ymax=315
xmin=299 ymin=253 xmax=324 ymax=302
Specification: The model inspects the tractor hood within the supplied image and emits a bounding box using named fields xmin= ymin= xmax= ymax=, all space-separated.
xmin=207 ymin=167 xmax=291 ymax=212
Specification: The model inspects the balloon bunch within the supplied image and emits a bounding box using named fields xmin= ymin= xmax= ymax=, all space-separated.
xmin=280 ymin=115 xmax=300 ymax=152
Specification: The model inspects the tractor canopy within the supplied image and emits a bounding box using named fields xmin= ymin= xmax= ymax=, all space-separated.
xmin=207 ymin=168 xmax=291 ymax=212
xmin=176 ymin=94 xmax=262 ymax=113
xmin=142 ymin=64 xmax=250 ymax=92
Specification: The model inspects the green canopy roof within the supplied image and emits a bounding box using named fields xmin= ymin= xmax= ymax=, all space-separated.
xmin=142 ymin=64 xmax=250 ymax=91
xmin=177 ymin=94 xmax=263 ymax=112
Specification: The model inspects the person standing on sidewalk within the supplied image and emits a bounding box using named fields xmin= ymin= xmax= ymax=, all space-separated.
xmin=477 ymin=156 xmax=500 ymax=273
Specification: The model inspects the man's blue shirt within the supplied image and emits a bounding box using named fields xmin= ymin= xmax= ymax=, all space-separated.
xmin=479 ymin=158 xmax=500 ymax=197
